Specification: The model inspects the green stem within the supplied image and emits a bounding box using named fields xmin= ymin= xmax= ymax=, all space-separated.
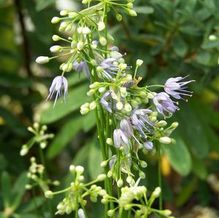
xmin=157 ymin=144 xmax=163 ymax=210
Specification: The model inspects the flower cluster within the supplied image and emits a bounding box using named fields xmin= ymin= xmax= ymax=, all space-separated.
xmin=33 ymin=0 xmax=194 ymax=217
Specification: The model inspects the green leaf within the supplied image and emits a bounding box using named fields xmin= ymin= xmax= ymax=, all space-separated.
xmin=36 ymin=0 xmax=55 ymax=11
xmin=88 ymin=138 xmax=103 ymax=179
xmin=19 ymin=197 xmax=45 ymax=213
xmin=47 ymin=116 xmax=83 ymax=159
xmin=40 ymin=83 xmax=88 ymax=124
xmin=134 ymin=6 xmax=154 ymax=14
xmin=192 ymin=157 xmax=207 ymax=179
xmin=176 ymin=102 xmax=209 ymax=158
xmin=162 ymin=136 xmax=192 ymax=176
xmin=12 ymin=172 xmax=28 ymax=210
xmin=173 ymin=35 xmax=188 ymax=57
xmin=201 ymin=40 xmax=219 ymax=49
xmin=82 ymin=111 xmax=96 ymax=132
xmin=1 ymin=171 xmax=11 ymax=207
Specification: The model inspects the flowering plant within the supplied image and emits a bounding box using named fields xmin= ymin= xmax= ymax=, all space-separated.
xmin=23 ymin=0 xmax=194 ymax=217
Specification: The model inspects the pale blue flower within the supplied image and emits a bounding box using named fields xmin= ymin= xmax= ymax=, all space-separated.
xmin=100 ymin=57 xmax=119 ymax=80
xmin=153 ymin=92 xmax=178 ymax=116
xmin=47 ymin=76 xmax=68 ymax=106
xmin=143 ymin=141 xmax=153 ymax=150
xmin=164 ymin=76 xmax=194 ymax=99
xmin=113 ymin=129 xmax=129 ymax=148
xmin=120 ymin=119 xmax=133 ymax=138
xmin=100 ymin=91 xmax=113 ymax=113
xmin=73 ymin=61 xmax=90 ymax=78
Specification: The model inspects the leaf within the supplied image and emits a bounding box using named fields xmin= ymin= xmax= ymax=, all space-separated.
xmin=40 ymin=83 xmax=88 ymax=124
xmin=176 ymin=102 xmax=209 ymax=158
xmin=88 ymin=138 xmax=103 ymax=179
xmin=19 ymin=197 xmax=45 ymax=213
xmin=162 ymin=136 xmax=192 ymax=176
xmin=173 ymin=35 xmax=188 ymax=57
xmin=201 ymin=40 xmax=219 ymax=49
xmin=12 ymin=172 xmax=28 ymax=210
xmin=82 ymin=111 xmax=96 ymax=132
xmin=36 ymin=0 xmax=55 ymax=11
xmin=134 ymin=6 xmax=154 ymax=14
xmin=192 ymin=157 xmax=207 ymax=179
xmin=47 ymin=116 xmax=84 ymax=159
xmin=1 ymin=171 xmax=11 ymax=207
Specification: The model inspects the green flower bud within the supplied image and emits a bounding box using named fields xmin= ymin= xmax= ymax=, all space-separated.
xmin=44 ymin=190 xmax=53 ymax=198
xmin=159 ymin=136 xmax=172 ymax=144
xmin=51 ymin=16 xmax=60 ymax=24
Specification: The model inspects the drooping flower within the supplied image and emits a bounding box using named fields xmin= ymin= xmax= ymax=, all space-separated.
xmin=73 ymin=61 xmax=90 ymax=78
xmin=131 ymin=109 xmax=154 ymax=139
xmin=113 ymin=129 xmax=129 ymax=148
xmin=100 ymin=91 xmax=113 ymax=113
xmin=120 ymin=119 xmax=133 ymax=138
xmin=153 ymin=92 xmax=178 ymax=116
xmin=47 ymin=76 xmax=68 ymax=106
xmin=164 ymin=76 xmax=194 ymax=99
xmin=143 ymin=141 xmax=153 ymax=150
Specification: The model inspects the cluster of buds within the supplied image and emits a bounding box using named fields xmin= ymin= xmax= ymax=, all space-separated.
xmin=41 ymin=165 xmax=107 ymax=215
xmin=20 ymin=123 xmax=54 ymax=156
xmin=26 ymin=157 xmax=59 ymax=191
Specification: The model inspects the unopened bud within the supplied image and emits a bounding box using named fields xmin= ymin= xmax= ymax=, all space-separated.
xmin=99 ymin=36 xmax=107 ymax=46
xmin=75 ymin=165 xmax=84 ymax=174
xmin=128 ymin=9 xmax=137 ymax=16
xmin=117 ymin=179 xmax=123 ymax=187
xmin=159 ymin=136 xmax=172 ymax=144
xmin=97 ymin=174 xmax=106 ymax=181
xmin=50 ymin=45 xmax=62 ymax=53
xmin=98 ymin=21 xmax=105 ymax=31
xmin=136 ymin=59 xmax=143 ymax=66
xmin=45 ymin=190 xmax=53 ymax=198
xmin=152 ymin=187 xmax=161 ymax=198
xmin=36 ymin=56 xmax=49 ymax=64
xmin=51 ymin=17 xmax=60 ymax=24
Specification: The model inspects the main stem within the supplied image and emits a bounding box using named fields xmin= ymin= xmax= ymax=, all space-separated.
xmin=157 ymin=144 xmax=163 ymax=210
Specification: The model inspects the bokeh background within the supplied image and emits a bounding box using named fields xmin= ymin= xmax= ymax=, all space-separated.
xmin=0 ymin=0 xmax=219 ymax=217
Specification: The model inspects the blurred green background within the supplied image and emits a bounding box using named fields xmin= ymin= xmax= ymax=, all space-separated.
xmin=0 ymin=0 xmax=219 ymax=217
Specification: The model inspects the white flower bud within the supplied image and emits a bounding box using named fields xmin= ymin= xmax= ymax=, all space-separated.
xmin=68 ymin=12 xmax=77 ymax=18
xmin=89 ymin=101 xmax=97 ymax=110
xmin=75 ymin=165 xmax=84 ymax=174
xmin=106 ymin=138 xmax=113 ymax=145
xmin=99 ymin=36 xmax=107 ymax=46
xmin=107 ymin=170 xmax=112 ymax=177
xmin=116 ymin=102 xmax=123 ymax=110
xmin=78 ymin=208 xmax=85 ymax=218
xmin=152 ymin=187 xmax=161 ymax=198
xmin=36 ymin=56 xmax=49 ymax=64
xmin=77 ymin=41 xmax=84 ymax=50
xmin=98 ymin=21 xmax=105 ymax=31
xmin=100 ymin=161 xmax=107 ymax=167
xmin=158 ymin=120 xmax=167 ymax=127
xmin=119 ymin=63 xmax=127 ymax=70
xmin=87 ymin=89 xmax=95 ymax=96
xmin=60 ymin=10 xmax=68 ymax=16
xmin=124 ymin=103 xmax=132 ymax=112
xmin=25 ymin=184 xmax=32 ymax=190
xmin=51 ymin=17 xmax=60 ymax=24
xmin=162 ymin=209 xmax=172 ymax=216
xmin=44 ymin=190 xmax=53 ymax=198
xmin=136 ymin=59 xmax=143 ymax=66
xmin=50 ymin=45 xmax=62 ymax=53
xmin=61 ymin=63 xmax=72 ymax=72
xmin=171 ymin=122 xmax=179 ymax=128
xmin=80 ymin=107 xmax=90 ymax=115
xmin=159 ymin=136 xmax=172 ymax=144
xmin=117 ymin=179 xmax=123 ymax=187
xmin=82 ymin=27 xmax=91 ymax=35
xmin=69 ymin=164 xmax=75 ymax=172
xmin=116 ymin=14 xmax=123 ymax=21
xmin=107 ymin=209 xmax=115 ymax=217
xmin=97 ymin=174 xmax=106 ymax=181
xmin=209 ymin=34 xmax=217 ymax=41
xmin=128 ymin=9 xmax=137 ymax=16
xmin=98 ymin=87 xmax=106 ymax=93
xmin=20 ymin=145 xmax=28 ymax=156
xmin=120 ymin=87 xmax=127 ymax=97
xmin=89 ymin=82 xmax=99 ymax=89
xmin=52 ymin=35 xmax=60 ymax=41
xmin=40 ymin=142 xmax=47 ymax=149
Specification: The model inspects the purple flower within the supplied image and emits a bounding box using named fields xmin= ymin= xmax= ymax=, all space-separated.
xmin=120 ymin=119 xmax=133 ymax=138
xmin=100 ymin=91 xmax=113 ymax=113
xmin=143 ymin=141 xmax=153 ymax=150
xmin=164 ymin=76 xmax=194 ymax=99
xmin=73 ymin=61 xmax=90 ymax=78
xmin=113 ymin=129 xmax=129 ymax=148
xmin=100 ymin=57 xmax=118 ymax=80
xmin=47 ymin=76 xmax=68 ymax=106
xmin=131 ymin=109 xmax=154 ymax=139
xmin=153 ymin=92 xmax=178 ymax=116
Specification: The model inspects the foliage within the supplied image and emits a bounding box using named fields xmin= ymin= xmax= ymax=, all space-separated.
xmin=0 ymin=0 xmax=219 ymax=217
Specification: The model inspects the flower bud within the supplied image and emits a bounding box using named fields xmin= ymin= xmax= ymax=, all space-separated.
xmin=89 ymin=82 xmax=99 ymax=89
xmin=51 ymin=16 xmax=60 ymax=24
xmin=77 ymin=41 xmax=84 ymax=50
xmin=60 ymin=10 xmax=68 ymax=16
xmin=124 ymin=103 xmax=132 ymax=112
xmin=52 ymin=35 xmax=61 ymax=41
xmin=25 ymin=184 xmax=32 ymax=190
xmin=209 ymin=34 xmax=217 ymax=41
xmin=100 ymin=161 xmax=108 ymax=167
xmin=98 ymin=21 xmax=105 ymax=31
xmin=136 ymin=59 xmax=143 ymax=67
xmin=106 ymin=138 xmax=113 ymax=145
xmin=36 ymin=56 xmax=49 ymax=64
xmin=98 ymin=87 xmax=106 ymax=93
xmin=69 ymin=164 xmax=75 ymax=172
xmin=159 ymin=136 xmax=172 ymax=144
xmin=152 ymin=187 xmax=161 ymax=198
xmin=78 ymin=208 xmax=85 ymax=218
xmin=40 ymin=142 xmax=47 ymax=149
xmin=89 ymin=101 xmax=97 ymax=110
xmin=99 ymin=36 xmax=107 ymax=46
xmin=116 ymin=102 xmax=123 ymax=110
xmin=116 ymin=14 xmax=123 ymax=21
xmin=68 ymin=12 xmax=77 ymax=18
xmin=162 ymin=209 xmax=172 ymax=216
xmin=20 ymin=145 xmax=28 ymax=156
xmin=44 ymin=190 xmax=53 ymax=198
xmin=170 ymin=122 xmax=179 ymax=128
xmin=75 ymin=165 xmax=84 ymax=174
xmin=158 ymin=120 xmax=167 ymax=127
xmin=50 ymin=45 xmax=62 ymax=53
xmin=128 ymin=9 xmax=137 ymax=16
xmin=97 ymin=174 xmax=106 ymax=181
xmin=107 ymin=210 xmax=115 ymax=217
xmin=117 ymin=178 xmax=123 ymax=187
xmin=61 ymin=63 xmax=72 ymax=72
xmin=82 ymin=27 xmax=91 ymax=35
